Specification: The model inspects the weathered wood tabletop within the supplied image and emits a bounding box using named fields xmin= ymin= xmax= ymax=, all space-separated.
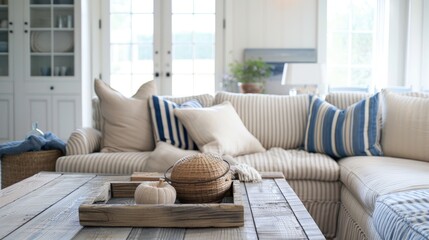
xmin=0 ymin=172 xmax=324 ymax=240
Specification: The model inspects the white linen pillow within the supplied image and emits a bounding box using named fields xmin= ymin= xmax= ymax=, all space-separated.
xmin=174 ymin=101 xmax=265 ymax=157
xmin=381 ymin=90 xmax=429 ymax=162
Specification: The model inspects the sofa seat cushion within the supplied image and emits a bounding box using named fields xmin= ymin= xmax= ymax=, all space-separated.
xmin=339 ymin=156 xmax=429 ymax=214
xmin=234 ymin=148 xmax=339 ymax=181
xmin=373 ymin=189 xmax=429 ymax=240
xmin=56 ymin=152 xmax=150 ymax=174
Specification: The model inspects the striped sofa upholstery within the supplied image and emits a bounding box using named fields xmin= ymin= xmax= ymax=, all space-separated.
xmin=218 ymin=91 xmax=343 ymax=239
xmin=215 ymin=92 xmax=310 ymax=150
xmin=56 ymin=152 xmax=150 ymax=174
xmin=57 ymin=94 xmax=215 ymax=174
xmin=373 ymin=189 xmax=429 ymax=240
xmin=57 ymin=90 xmax=429 ymax=240
xmin=234 ymin=148 xmax=340 ymax=238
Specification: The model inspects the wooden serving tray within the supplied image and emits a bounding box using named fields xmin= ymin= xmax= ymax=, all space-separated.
xmin=79 ymin=180 xmax=244 ymax=228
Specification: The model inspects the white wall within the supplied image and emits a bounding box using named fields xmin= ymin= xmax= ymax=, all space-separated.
xmin=224 ymin=0 xmax=319 ymax=94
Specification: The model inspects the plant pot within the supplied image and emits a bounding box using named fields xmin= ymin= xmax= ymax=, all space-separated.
xmin=238 ymin=82 xmax=264 ymax=94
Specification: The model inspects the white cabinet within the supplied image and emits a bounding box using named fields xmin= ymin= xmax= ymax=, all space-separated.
xmin=0 ymin=0 xmax=89 ymax=142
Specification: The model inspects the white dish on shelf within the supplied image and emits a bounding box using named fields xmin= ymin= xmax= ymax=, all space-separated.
xmin=31 ymin=31 xmax=73 ymax=53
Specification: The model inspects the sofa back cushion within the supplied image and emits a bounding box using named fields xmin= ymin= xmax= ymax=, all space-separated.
xmin=381 ymin=90 xmax=429 ymax=162
xmin=214 ymin=92 xmax=310 ymax=150
xmin=324 ymin=92 xmax=371 ymax=109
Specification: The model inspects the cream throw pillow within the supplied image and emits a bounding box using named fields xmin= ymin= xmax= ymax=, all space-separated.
xmin=382 ymin=90 xmax=429 ymax=162
xmin=94 ymin=79 xmax=156 ymax=152
xmin=174 ymin=101 xmax=265 ymax=157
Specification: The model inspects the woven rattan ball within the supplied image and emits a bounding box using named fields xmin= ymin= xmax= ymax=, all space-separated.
xmin=168 ymin=153 xmax=232 ymax=203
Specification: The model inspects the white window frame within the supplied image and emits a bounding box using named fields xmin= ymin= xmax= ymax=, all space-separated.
xmin=98 ymin=0 xmax=224 ymax=96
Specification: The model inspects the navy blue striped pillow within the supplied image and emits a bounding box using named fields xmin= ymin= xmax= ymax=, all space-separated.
xmin=150 ymin=96 xmax=202 ymax=150
xmin=304 ymin=93 xmax=383 ymax=158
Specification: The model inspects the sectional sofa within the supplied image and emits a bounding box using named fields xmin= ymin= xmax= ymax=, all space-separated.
xmin=56 ymin=80 xmax=429 ymax=240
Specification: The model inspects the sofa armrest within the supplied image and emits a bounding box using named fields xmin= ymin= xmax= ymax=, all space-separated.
xmin=66 ymin=128 xmax=102 ymax=155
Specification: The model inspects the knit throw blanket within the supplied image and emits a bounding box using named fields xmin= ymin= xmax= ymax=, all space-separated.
xmin=222 ymin=155 xmax=262 ymax=182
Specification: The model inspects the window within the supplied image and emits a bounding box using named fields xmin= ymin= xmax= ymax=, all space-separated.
xmin=106 ymin=0 xmax=219 ymax=97
xmin=327 ymin=0 xmax=376 ymax=88
xmin=109 ymin=0 xmax=154 ymax=96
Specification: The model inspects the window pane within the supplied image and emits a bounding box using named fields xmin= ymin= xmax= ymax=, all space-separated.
xmin=111 ymin=0 xmax=131 ymax=13
xmin=172 ymin=74 xmax=194 ymax=96
xmin=351 ymin=68 xmax=371 ymax=85
xmin=132 ymin=74 xmax=153 ymax=90
xmin=132 ymin=44 xmax=153 ymax=74
xmin=327 ymin=0 xmax=350 ymax=31
xmin=110 ymin=14 xmax=131 ymax=43
xmin=194 ymin=0 xmax=215 ymax=13
xmin=172 ymin=15 xmax=193 ymax=43
xmin=194 ymin=15 xmax=215 ymax=43
xmin=194 ymin=59 xmax=214 ymax=74
xmin=132 ymin=14 xmax=153 ymax=43
xmin=328 ymin=67 xmax=349 ymax=86
xmin=110 ymin=74 xmax=132 ymax=97
xmin=111 ymin=44 xmax=131 ymax=74
xmin=194 ymin=44 xmax=214 ymax=60
xmin=173 ymin=59 xmax=194 ymax=74
xmin=172 ymin=0 xmax=194 ymax=13
xmin=351 ymin=33 xmax=372 ymax=64
xmin=172 ymin=0 xmax=216 ymax=96
xmin=328 ymin=32 xmax=349 ymax=64
xmin=173 ymin=44 xmax=193 ymax=60
xmin=110 ymin=0 xmax=154 ymax=96
xmin=351 ymin=0 xmax=375 ymax=31
xmin=132 ymin=0 xmax=153 ymax=13
xmin=194 ymin=74 xmax=215 ymax=94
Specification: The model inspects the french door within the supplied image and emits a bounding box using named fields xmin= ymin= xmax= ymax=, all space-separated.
xmin=103 ymin=0 xmax=222 ymax=97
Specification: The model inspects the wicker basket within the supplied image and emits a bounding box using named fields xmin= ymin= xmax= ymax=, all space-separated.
xmin=165 ymin=153 xmax=232 ymax=203
xmin=1 ymin=150 xmax=63 ymax=189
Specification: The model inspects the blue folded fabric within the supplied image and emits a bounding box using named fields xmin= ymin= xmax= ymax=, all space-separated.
xmin=0 ymin=132 xmax=66 ymax=158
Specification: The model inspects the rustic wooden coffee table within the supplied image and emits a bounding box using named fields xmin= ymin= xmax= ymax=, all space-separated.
xmin=0 ymin=172 xmax=324 ymax=239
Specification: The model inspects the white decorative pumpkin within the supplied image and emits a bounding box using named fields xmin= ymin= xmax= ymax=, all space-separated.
xmin=134 ymin=179 xmax=176 ymax=204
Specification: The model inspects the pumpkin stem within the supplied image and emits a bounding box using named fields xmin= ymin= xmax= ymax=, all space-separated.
xmin=158 ymin=179 xmax=165 ymax=187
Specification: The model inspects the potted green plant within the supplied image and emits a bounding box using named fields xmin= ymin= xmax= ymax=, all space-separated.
xmin=229 ymin=58 xmax=272 ymax=93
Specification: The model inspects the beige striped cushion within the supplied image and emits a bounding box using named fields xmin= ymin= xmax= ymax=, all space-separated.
xmin=234 ymin=148 xmax=339 ymax=181
xmin=381 ymin=91 xmax=429 ymax=162
xmin=289 ymin=180 xmax=341 ymax=238
xmin=325 ymin=91 xmax=429 ymax=110
xmin=56 ymin=152 xmax=150 ymax=174
xmin=165 ymin=94 xmax=214 ymax=107
xmin=92 ymin=97 xmax=103 ymax=132
xmin=337 ymin=187 xmax=382 ymax=240
xmin=66 ymin=128 xmax=102 ymax=155
xmin=339 ymin=156 xmax=429 ymax=214
xmin=324 ymin=92 xmax=371 ymax=109
xmin=214 ymin=92 xmax=309 ymax=149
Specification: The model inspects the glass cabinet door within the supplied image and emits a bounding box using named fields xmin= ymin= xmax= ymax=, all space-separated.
xmin=0 ymin=0 xmax=9 ymax=77
xmin=29 ymin=0 xmax=74 ymax=77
